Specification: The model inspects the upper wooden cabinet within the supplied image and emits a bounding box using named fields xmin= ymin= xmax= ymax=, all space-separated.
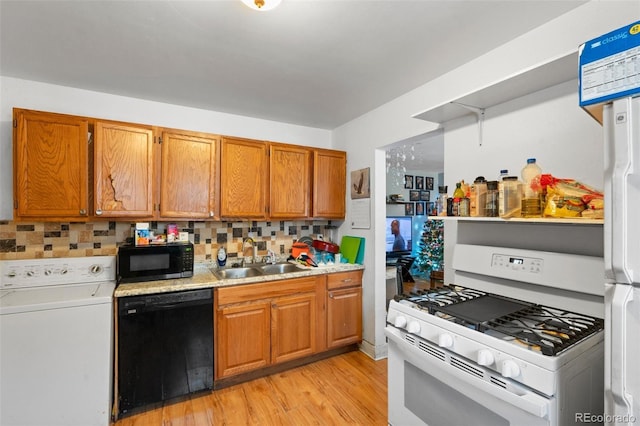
xmin=160 ymin=130 xmax=218 ymax=219
xmin=220 ymin=137 xmax=269 ymax=219
xmin=94 ymin=121 xmax=155 ymax=218
xmin=13 ymin=109 xmax=90 ymax=221
xmin=269 ymin=144 xmax=312 ymax=219
xmin=313 ymin=149 xmax=346 ymax=219
xmin=13 ymin=108 xmax=347 ymax=222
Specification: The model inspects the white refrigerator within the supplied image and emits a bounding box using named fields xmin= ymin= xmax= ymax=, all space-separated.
xmin=579 ymin=21 xmax=640 ymax=425
xmin=603 ymin=95 xmax=640 ymax=425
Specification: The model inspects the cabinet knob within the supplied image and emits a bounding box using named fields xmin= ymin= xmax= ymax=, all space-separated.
xmin=329 ymin=292 xmax=334 ymax=299
xmin=79 ymin=209 xmax=87 ymax=215
xmin=209 ymin=211 xmax=214 ymax=217
xmin=342 ymin=278 xmax=353 ymax=283
xmin=95 ymin=209 xmax=103 ymax=216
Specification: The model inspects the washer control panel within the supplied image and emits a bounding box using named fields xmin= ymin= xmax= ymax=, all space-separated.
xmin=0 ymin=256 xmax=116 ymax=289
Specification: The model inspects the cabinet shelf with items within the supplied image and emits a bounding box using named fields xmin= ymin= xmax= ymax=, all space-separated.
xmin=427 ymin=216 xmax=603 ymax=225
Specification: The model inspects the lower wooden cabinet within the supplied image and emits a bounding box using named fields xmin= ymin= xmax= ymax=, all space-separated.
xmin=326 ymin=270 xmax=363 ymax=348
xmin=271 ymin=293 xmax=317 ymax=364
xmin=216 ymin=300 xmax=271 ymax=378
xmin=215 ymin=276 xmax=321 ymax=379
xmin=214 ymin=270 xmax=362 ymax=380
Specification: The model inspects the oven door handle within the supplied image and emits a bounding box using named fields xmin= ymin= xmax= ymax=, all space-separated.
xmin=385 ymin=327 xmax=551 ymax=420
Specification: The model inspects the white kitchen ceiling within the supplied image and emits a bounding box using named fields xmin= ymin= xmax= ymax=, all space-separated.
xmin=0 ymin=0 xmax=587 ymax=131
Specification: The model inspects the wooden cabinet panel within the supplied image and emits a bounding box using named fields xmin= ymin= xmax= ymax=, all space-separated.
xmin=13 ymin=109 xmax=89 ymax=220
xmin=327 ymin=270 xmax=363 ymax=290
xmin=217 ymin=277 xmax=317 ymax=305
xmin=271 ymin=293 xmax=316 ymax=364
xmin=220 ymin=137 xmax=268 ymax=219
xmin=215 ymin=276 xmax=323 ymax=379
xmin=160 ymin=131 xmax=218 ymax=219
xmin=94 ymin=122 xmax=154 ymax=218
xmin=216 ymin=301 xmax=271 ymax=379
xmin=313 ymin=149 xmax=346 ymax=219
xmin=327 ymin=286 xmax=362 ymax=349
xmin=269 ymin=144 xmax=311 ymax=219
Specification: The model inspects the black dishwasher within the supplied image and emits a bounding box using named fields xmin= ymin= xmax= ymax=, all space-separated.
xmin=117 ymin=288 xmax=213 ymax=417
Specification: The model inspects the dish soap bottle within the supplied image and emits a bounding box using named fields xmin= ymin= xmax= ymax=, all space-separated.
xmin=217 ymin=246 xmax=227 ymax=267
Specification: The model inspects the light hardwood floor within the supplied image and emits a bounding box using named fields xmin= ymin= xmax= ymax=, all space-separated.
xmin=113 ymin=350 xmax=388 ymax=425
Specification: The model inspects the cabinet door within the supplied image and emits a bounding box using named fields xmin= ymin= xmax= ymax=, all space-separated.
xmin=313 ymin=149 xmax=346 ymax=219
xmin=160 ymin=131 xmax=218 ymax=219
xmin=220 ymin=137 xmax=268 ymax=219
xmin=271 ymin=293 xmax=317 ymax=364
xmin=13 ymin=109 xmax=89 ymax=220
xmin=327 ymin=286 xmax=362 ymax=349
xmin=216 ymin=301 xmax=271 ymax=379
xmin=94 ymin=121 xmax=154 ymax=218
xmin=269 ymin=144 xmax=311 ymax=219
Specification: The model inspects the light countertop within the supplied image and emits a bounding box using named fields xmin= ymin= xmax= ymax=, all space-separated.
xmin=114 ymin=262 xmax=365 ymax=298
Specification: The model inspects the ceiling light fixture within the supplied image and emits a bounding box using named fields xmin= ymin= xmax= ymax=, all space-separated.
xmin=241 ymin=0 xmax=282 ymax=11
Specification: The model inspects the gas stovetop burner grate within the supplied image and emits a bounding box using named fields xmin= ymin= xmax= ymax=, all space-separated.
xmin=396 ymin=285 xmax=487 ymax=313
xmin=483 ymin=305 xmax=604 ymax=356
xmin=393 ymin=284 xmax=604 ymax=356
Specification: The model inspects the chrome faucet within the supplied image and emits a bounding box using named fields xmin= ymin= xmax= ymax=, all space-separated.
xmin=242 ymin=237 xmax=256 ymax=264
xmin=267 ymin=249 xmax=277 ymax=265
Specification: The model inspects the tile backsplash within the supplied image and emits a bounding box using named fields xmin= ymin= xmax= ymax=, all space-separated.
xmin=0 ymin=220 xmax=336 ymax=262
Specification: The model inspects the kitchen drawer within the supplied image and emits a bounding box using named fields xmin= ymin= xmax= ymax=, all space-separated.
xmin=217 ymin=276 xmax=318 ymax=306
xmin=327 ymin=270 xmax=362 ymax=290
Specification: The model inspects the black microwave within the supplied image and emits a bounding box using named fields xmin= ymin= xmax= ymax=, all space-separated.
xmin=117 ymin=243 xmax=194 ymax=284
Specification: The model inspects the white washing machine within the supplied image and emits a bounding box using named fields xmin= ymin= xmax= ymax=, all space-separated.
xmin=0 ymin=256 xmax=116 ymax=426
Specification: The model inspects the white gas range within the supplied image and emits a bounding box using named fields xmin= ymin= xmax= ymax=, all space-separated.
xmin=386 ymin=244 xmax=605 ymax=426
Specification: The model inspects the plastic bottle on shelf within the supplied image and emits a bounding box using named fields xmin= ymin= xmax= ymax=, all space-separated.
xmin=436 ymin=186 xmax=448 ymax=216
xmin=470 ymin=176 xmax=487 ymax=217
xmin=452 ymin=182 xmax=465 ymax=216
xmin=497 ymin=169 xmax=509 ymax=217
xmin=521 ymin=158 xmax=543 ymax=217
xmin=499 ymin=176 xmax=523 ymax=218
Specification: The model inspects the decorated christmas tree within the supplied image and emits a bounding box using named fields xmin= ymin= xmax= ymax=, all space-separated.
xmin=415 ymin=218 xmax=444 ymax=274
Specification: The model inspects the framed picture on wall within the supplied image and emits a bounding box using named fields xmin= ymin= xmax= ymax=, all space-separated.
xmin=415 ymin=201 xmax=425 ymax=216
xmin=404 ymin=175 xmax=414 ymax=189
xmin=419 ymin=190 xmax=430 ymax=201
xmin=405 ymin=202 xmax=414 ymax=216
xmin=426 ymin=177 xmax=434 ymax=190
xmin=409 ymin=190 xmax=420 ymax=201
xmin=428 ymin=202 xmax=436 ymax=215
xmin=415 ymin=176 xmax=424 ymax=190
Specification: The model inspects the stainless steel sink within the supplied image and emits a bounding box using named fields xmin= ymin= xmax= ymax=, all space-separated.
xmin=259 ymin=263 xmax=301 ymax=275
xmin=212 ymin=262 xmax=301 ymax=279
xmin=213 ymin=267 xmax=264 ymax=280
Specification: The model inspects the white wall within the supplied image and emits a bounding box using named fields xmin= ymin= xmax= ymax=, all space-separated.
xmin=443 ymin=80 xmax=603 ymax=191
xmin=0 ymin=76 xmax=332 ymax=220
xmin=332 ymin=1 xmax=638 ymax=359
